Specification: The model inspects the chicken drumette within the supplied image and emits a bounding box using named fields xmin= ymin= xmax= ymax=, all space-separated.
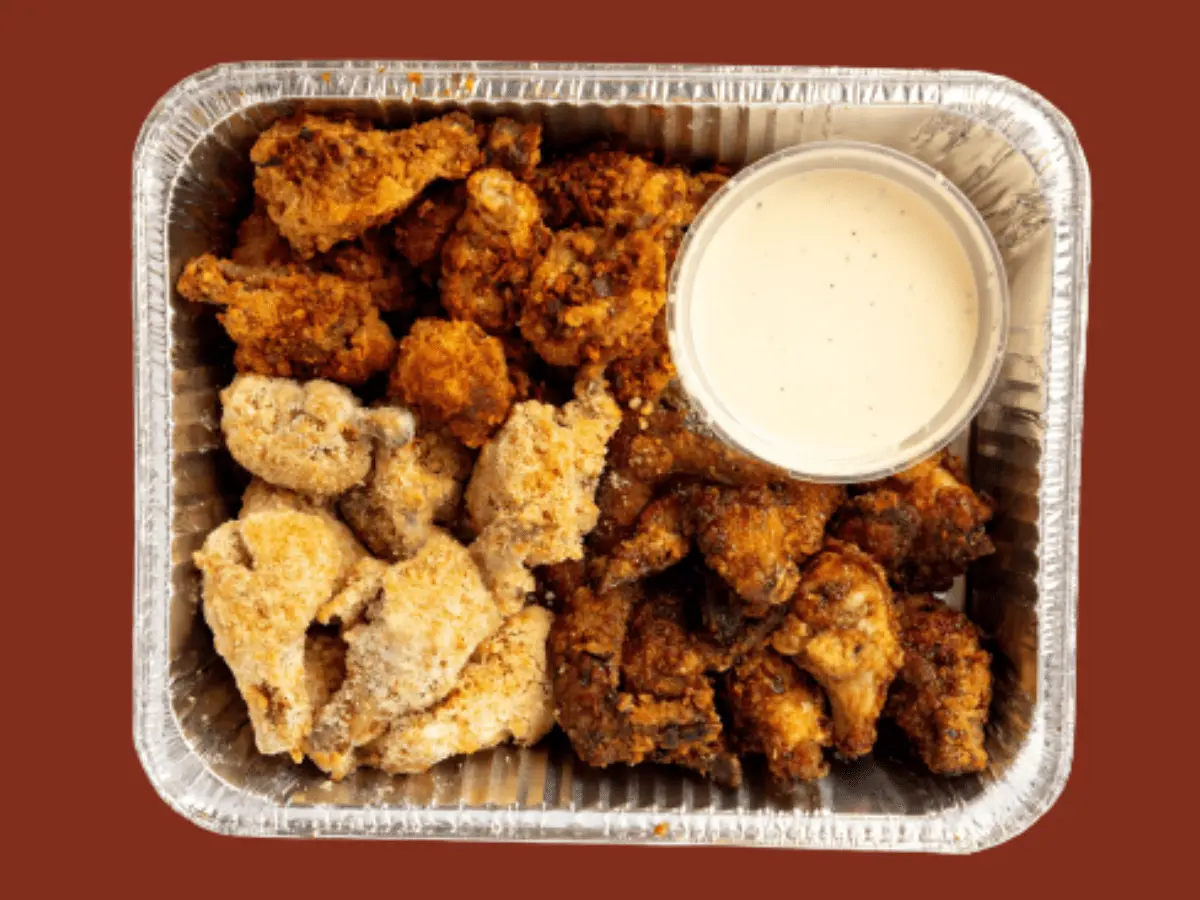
xmin=832 ymin=450 xmax=995 ymax=592
xmin=440 ymin=168 xmax=547 ymax=333
xmin=771 ymin=541 xmax=903 ymax=759
xmin=887 ymin=594 xmax=992 ymax=775
xmin=251 ymin=112 xmax=481 ymax=258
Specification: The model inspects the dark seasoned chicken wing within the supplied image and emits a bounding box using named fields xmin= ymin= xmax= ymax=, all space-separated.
xmin=392 ymin=181 xmax=468 ymax=284
xmin=833 ymin=450 xmax=994 ymax=592
xmin=888 ymin=594 xmax=992 ymax=775
xmin=483 ymin=118 xmax=543 ymax=180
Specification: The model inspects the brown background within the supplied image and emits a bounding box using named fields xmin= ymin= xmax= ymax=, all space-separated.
xmin=6 ymin=0 xmax=1194 ymax=894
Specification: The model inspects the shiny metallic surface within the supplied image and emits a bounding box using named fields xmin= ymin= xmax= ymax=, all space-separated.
xmin=132 ymin=61 xmax=1089 ymax=850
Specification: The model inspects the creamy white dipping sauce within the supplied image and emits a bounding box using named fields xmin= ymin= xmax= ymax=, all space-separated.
xmin=688 ymin=167 xmax=981 ymax=474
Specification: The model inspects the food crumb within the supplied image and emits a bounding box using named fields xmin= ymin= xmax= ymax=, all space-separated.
xmin=378 ymin=66 xmax=387 ymax=74
xmin=464 ymin=74 xmax=477 ymax=91
xmin=654 ymin=822 xmax=670 ymax=837
xmin=628 ymin=396 xmax=642 ymax=410
xmin=321 ymin=72 xmax=331 ymax=84
xmin=408 ymin=72 xmax=423 ymax=85
xmin=319 ymin=780 xmax=334 ymax=792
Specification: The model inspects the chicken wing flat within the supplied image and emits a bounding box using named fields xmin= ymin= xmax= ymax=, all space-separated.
xmin=440 ymin=168 xmax=546 ymax=333
xmin=725 ymin=649 xmax=832 ymax=785
xmin=251 ymin=112 xmax=481 ymax=258
xmin=833 ymin=450 xmax=994 ymax=592
xmin=771 ymin=541 xmax=903 ymax=759
xmin=307 ymin=530 xmax=502 ymax=779
xmin=220 ymin=374 xmax=414 ymax=497
xmin=550 ymin=583 xmax=740 ymax=786
xmin=521 ymin=227 xmax=666 ymax=366
xmin=194 ymin=510 xmax=347 ymax=760
xmin=363 ymin=606 xmax=554 ymax=774
xmin=339 ymin=426 xmax=473 ymax=561
xmin=888 ymin=595 xmax=992 ymax=775
xmin=393 ymin=181 xmax=468 ymax=283
xmin=177 ymin=254 xmax=397 ymax=384
xmin=389 ymin=317 xmax=514 ymax=448
xmin=483 ymin=118 xmax=543 ymax=180
xmin=601 ymin=479 xmax=844 ymax=612
xmin=467 ymin=372 xmax=622 ymax=615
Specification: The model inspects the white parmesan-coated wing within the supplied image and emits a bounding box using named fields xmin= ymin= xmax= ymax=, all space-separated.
xmin=364 ymin=606 xmax=554 ymax=774
xmin=306 ymin=530 xmax=502 ymax=778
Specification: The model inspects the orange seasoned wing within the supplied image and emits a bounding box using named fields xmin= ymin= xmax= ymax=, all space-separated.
xmin=390 ymin=318 xmax=514 ymax=448
xmin=252 ymin=112 xmax=481 ymax=258
xmin=177 ymin=254 xmax=397 ymax=385
xmin=440 ymin=168 xmax=547 ymax=333
xmin=521 ymin=227 xmax=666 ymax=366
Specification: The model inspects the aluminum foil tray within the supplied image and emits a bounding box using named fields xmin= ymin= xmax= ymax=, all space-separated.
xmin=132 ymin=61 xmax=1089 ymax=851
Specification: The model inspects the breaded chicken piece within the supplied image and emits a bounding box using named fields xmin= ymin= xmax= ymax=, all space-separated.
xmin=232 ymin=203 xmax=294 ymax=268
xmin=833 ymin=450 xmax=995 ymax=592
xmin=363 ymin=606 xmax=554 ymax=774
xmin=521 ymin=227 xmax=667 ymax=366
xmin=549 ymin=583 xmax=740 ymax=786
xmin=177 ymin=254 xmax=397 ymax=384
xmin=440 ymin=168 xmax=546 ymax=333
xmin=772 ymin=541 xmax=903 ymax=759
xmin=609 ymin=309 xmax=676 ymax=408
xmin=220 ymin=374 xmax=415 ymax=497
xmin=467 ymin=372 xmax=622 ymax=615
xmin=725 ymin=649 xmax=832 ymax=784
xmin=697 ymin=570 xmax=790 ymax=658
xmin=321 ymin=229 xmax=416 ymax=314
xmin=194 ymin=510 xmax=346 ymax=760
xmin=483 ymin=118 xmax=543 ymax=180
xmin=390 ymin=318 xmax=514 ymax=448
xmin=888 ymin=595 xmax=992 ymax=775
xmin=393 ymin=181 xmax=468 ymax=283
xmin=307 ymin=530 xmax=502 ymax=779
xmin=339 ymin=426 xmax=474 ymax=561
xmin=601 ymin=480 xmax=844 ymax=612
xmin=251 ymin=112 xmax=481 ymax=258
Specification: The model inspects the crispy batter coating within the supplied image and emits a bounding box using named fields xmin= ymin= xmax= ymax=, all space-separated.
xmin=251 ymin=112 xmax=481 ymax=258
xmin=532 ymin=150 xmax=700 ymax=233
xmin=521 ymin=227 xmax=666 ymax=366
xmin=550 ymin=583 xmax=740 ymax=786
xmin=393 ymin=181 xmax=468 ymax=283
xmin=697 ymin=570 xmax=790 ymax=658
xmin=440 ymin=168 xmax=547 ymax=333
xmin=609 ymin=309 xmax=676 ymax=408
xmin=771 ymin=541 xmax=903 ymax=759
xmin=303 ymin=633 xmax=347 ymax=714
xmin=363 ymin=606 xmax=554 ymax=774
xmin=321 ymin=229 xmax=417 ymax=313
xmin=390 ymin=318 xmax=515 ymax=448
xmin=220 ymin=374 xmax=415 ymax=497
xmin=725 ymin=649 xmax=832 ymax=784
xmin=339 ymin=426 xmax=473 ymax=560
xmin=467 ymin=373 xmax=621 ymax=615
xmin=483 ymin=118 xmax=543 ymax=180
xmin=833 ymin=450 xmax=995 ymax=591
xmin=888 ymin=595 xmax=992 ymax=775
xmin=194 ymin=510 xmax=346 ymax=760
xmin=601 ymin=479 xmax=844 ymax=612
xmin=307 ymin=530 xmax=502 ymax=778
xmin=177 ymin=254 xmax=397 ymax=384
xmin=232 ymin=203 xmax=294 ymax=267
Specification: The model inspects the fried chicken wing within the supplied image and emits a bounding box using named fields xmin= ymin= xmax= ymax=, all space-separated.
xmin=251 ymin=112 xmax=481 ymax=258
xmin=389 ymin=318 xmax=514 ymax=448
xmin=697 ymin=571 xmax=789 ymax=658
xmin=339 ymin=426 xmax=473 ymax=560
xmin=393 ymin=181 xmax=468 ymax=283
xmin=725 ymin=649 xmax=832 ymax=784
xmin=888 ymin=595 xmax=992 ymax=775
xmin=440 ymin=168 xmax=546 ymax=333
xmin=467 ymin=372 xmax=621 ymax=615
xmin=601 ymin=479 xmax=843 ymax=612
xmin=363 ymin=606 xmax=554 ymax=774
xmin=521 ymin=227 xmax=666 ymax=366
xmin=833 ymin=450 xmax=995 ymax=592
xmin=220 ymin=374 xmax=414 ymax=497
xmin=177 ymin=254 xmax=397 ymax=384
xmin=483 ymin=118 xmax=542 ymax=180
xmin=321 ymin=229 xmax=416 ymax=313
xmin=307 ymin=530 xmax=502 ymax=778
xmin=609 ymin=309 xmax=676 ymax=408
xmin=194 ymin=510 xmax=347 ymax=760
xmin=232 ymin=203 xmax=294 ymax=268
xmin=771 ymin=541 xmax=902 ymax=759
xmin=549 ymin=583 xmax=740 ymax=785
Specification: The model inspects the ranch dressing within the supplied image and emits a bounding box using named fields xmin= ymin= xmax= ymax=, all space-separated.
xmin=688 ymin=166 xmax=981 ymax=475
